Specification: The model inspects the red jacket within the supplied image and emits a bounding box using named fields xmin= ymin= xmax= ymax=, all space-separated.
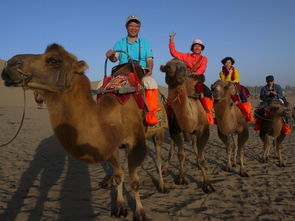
xmin=169 ymin=42 xmax=207 ymax=75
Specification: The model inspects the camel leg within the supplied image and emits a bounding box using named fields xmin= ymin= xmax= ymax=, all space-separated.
xmin=237 ymin=129 xmax=249 ymax=177
xmin=276 ymin=135 xmax=286 ymax=167
xmin=226 ymin=139 xmax=233 ymax=172
xmin=109 ymin=150 xmax=127 ymax=218
xmin=127 ymin=139 xmax=147 ymax=221
xmin=196 ymin=128 xmax=215 ymax=193
xmin=175 ymin=133 xmax=188 ymax=185
xmin=273 ymin=139 xmax=279 ymax=159
xmin=162 ymin=136 xmax=175 ymax=175
xmin=153 ymin=131 xmax=169 ymax=193
xmin=261 ymin=134 xmax=271 ymax=163
xmin=217 ymin=130 xmax=232 ymax=172
xmin=231 ymin=135 xmax=238 ymax=167
xmin=191 ymin=134 xmax=199 ymax=167
xmin=237 ymin=145 xmax=249 ymax=177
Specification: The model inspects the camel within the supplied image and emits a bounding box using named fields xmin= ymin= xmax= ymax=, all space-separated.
xmin=258 ymin=100 xmax=292 ymax=166
xmin=1 ymin=43 xmax=165 ymax=220
xmin=99 ymin=63 xmax=169 ymax=193
xmin=160 ymin=59 xmax=214 ymax=193
xmin=211 ymin=80 xmax=249 ymax=177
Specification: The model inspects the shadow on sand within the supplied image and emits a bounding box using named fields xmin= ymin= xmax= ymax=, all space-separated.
xmin=1 ymin=135 xmax=95 ymax=221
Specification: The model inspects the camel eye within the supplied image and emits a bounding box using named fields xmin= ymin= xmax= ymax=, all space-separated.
xmin=47 ymin=57 xmax=62 ymax=66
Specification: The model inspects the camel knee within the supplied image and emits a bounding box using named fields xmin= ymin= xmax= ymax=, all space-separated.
xmin=130 ymin=180 xmax=140 ymax=192
xmin=178 ymin=151 xmax=185 ymax=162
xmin=114 ymin=174 xmax=123 ymax=185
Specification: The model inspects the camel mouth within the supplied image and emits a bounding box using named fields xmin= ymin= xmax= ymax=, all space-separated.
xmin=1 ymin=69 xmax=23 ymax=87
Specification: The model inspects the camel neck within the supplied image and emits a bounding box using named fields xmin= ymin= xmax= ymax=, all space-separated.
xmin=214 ymin=98 xmax=235 ymax=119
xmin=168 ymin=84 xmax=200 ymax=132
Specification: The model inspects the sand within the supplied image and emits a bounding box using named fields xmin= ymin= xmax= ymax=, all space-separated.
xmin=1 ymin=78 xmax=295 ymax=221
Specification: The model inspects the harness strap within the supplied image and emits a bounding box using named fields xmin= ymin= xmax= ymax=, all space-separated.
xmin=189 ymin=55 xmax=203 ymax=72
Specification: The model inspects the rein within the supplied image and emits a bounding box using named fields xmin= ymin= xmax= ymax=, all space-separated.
xmin=168 ymin=88 xmax=184 ymax=104
xmin=0 ymin=68 xmax=27 ymax=147
xmin=254 ymin=111 xmax=273 ymax=122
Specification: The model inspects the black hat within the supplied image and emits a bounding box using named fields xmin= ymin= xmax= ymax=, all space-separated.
xmin=221 ymin=57 xmax=235 ymax=65
xmin=266 ymin=75 xmax=274 ymax=82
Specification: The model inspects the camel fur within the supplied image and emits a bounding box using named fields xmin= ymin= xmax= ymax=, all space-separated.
xmin=160 ymin=59 xmax=214 ymax=193
xmin=2 ymin=43 xmax=157 ymax=220
xmin=211 ymin=80 xmax=249 ymax=177
xmin=259 ymin=100 xmax=292 ymax=166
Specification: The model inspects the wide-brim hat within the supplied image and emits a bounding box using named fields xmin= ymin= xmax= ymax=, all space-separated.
xmin=126 ymin=15 xmax=141 ymax=25
xmin=190 ymin=39 xmax=205 ymax=51
xmin=221 ymin=57 xmax=235 ymax=65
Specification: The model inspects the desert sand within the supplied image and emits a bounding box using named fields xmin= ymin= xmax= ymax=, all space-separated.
xmin=0 ymin=76 xmax=295 ymax=221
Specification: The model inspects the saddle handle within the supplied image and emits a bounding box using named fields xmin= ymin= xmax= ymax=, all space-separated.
xmin=104 ymin=50 xmax=135 ymax=77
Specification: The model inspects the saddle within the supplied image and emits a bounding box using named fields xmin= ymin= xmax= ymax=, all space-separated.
xmin=96 ymin=68 xmax=145 ymax=108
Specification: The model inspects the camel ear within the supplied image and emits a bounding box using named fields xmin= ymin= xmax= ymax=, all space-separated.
xmin=160 ymin=65 xmax=167 ymax=73
xmin=74 ymin=60 xmax=89 ymax=74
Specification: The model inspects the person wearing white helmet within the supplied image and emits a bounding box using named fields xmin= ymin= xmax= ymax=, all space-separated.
xmin=168 ymin=32 xmax=214 ymax=125
xmin=105 ymin=15 xmax=160 ymax=125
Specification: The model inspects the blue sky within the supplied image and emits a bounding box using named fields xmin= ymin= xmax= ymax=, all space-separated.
xmin=1 ymin=0 xmax=295 ymax=87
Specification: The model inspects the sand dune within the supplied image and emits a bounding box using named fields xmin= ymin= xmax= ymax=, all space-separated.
xmin=0 ymin=76 xmax=295 ymax=220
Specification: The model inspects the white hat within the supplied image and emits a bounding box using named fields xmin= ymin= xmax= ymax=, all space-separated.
xmin=126 ymin=15 xmax=141 ymax=25
xmin=190 ymin=39 xmax=205 ymax=51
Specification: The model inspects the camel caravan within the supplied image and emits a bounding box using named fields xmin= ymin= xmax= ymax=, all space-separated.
xmin=1 ymin=43 xmax=294 ymax=220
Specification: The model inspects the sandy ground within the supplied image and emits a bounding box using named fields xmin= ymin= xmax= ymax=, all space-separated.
xmin=1 ymin=79 xmax=295 ymax=221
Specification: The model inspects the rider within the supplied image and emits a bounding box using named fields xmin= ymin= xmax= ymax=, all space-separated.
xmin=169 ymin=32 xmax=214 ymax=125
xmin=254 ymin=75 xmax=290 ymax=133
xmin=105 ymin=15 xmax=159 ymax=125
xmin=219 ymin=57 xmax=254 ymax=122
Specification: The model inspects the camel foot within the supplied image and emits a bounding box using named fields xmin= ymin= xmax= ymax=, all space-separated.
xmin=175 ymin=176 xmax=188 ymax=185
xmin=261 ymin=158 xmax=268 ymax=164
xmin=133 ymin=208 xmax=146 ymax=221
xmin=272 ymin=155 xmax=279 ymax=159
xmin=277 ymin=162 xmax=286 ymax=167
xmin=111 ymin=203 xmax=128 ymax=218
xmin=161 ymin=166 xmax=169 ymax=175
xmin=239 ymin=171 xmax=249 ymax=177
xmin=202 ymin=182 xmax=215 ymax=194
xmin=225 ymin=167 xmax=232 ymax=173
xmin=157 ymin=184 xmax=169 ymax=194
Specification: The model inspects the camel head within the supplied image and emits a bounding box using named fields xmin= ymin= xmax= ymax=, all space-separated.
xmin=1 ymin=44 xmax=88 ymax=94
xmin=211 ymin=80 xmax=237 ymax=101
xmin=160 ymin=59 xmax=187 ymax=88
xmin=264 ymin=100 xmax=286 ymax=118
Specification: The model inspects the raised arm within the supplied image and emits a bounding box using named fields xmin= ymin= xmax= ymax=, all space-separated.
xmin=169 ymin=32 xmax=187 ymax=61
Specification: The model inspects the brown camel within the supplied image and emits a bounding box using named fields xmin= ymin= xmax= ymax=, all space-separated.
xmin=160 ymin=59 xmax=214 ymax=193
xmin=2 ymin=43 xmax=158 ymax=220
xmin=211 ymin=80 xmax=249 ymax=177
xmin=258 ymin=100 xmax=292 ymax=166
xmin=100 ymin=63 xmax=169 ymax=193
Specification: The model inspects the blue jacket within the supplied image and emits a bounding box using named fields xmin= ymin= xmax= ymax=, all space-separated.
xmin=259 ymin=83 xmax=286 ymax=108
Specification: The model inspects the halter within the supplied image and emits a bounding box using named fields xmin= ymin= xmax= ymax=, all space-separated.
xmin=0 ymin=66 xmax=27 ymax=147
xmin=168 ymin=88 xmax=184 ymax=104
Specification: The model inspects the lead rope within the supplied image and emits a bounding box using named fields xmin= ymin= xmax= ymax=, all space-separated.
xmin=0 ymin=73 xmax=27 ymax=147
